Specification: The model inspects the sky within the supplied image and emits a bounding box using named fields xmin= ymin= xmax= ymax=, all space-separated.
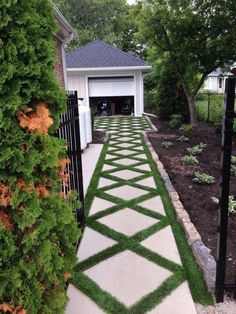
xmin=127 ymin=0 xmax=136 ymax=4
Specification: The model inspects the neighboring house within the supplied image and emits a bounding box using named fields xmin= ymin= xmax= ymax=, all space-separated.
xmin=203 ymin=68 xmax=226 ymax=93
xmin=52 ymin=1 xmax=76 ymax=88
xmin=203 ymin=65 xmax=236 ymax=93
xmin=66 ymin=40 xmax=151 ymax=116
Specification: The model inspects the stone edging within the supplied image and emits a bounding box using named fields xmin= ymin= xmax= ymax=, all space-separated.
xmin=143 ymin=132 xmax=216 ymax=293
xmin=103 ymin=131 xmax=109 ymax=143
xmin=145 ymin=116 xmax=158 ymax=131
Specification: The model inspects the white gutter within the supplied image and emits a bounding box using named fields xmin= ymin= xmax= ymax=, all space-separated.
xmin=50 ymin=0 xmax=77 ymax=40
xmin=67 ymin=66 xmax=152 ymax=72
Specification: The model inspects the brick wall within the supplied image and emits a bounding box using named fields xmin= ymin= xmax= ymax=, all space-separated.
xmin=54 ymin=37 xmax=65 ymax=88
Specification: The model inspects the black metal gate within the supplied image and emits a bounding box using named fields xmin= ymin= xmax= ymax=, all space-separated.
xmin=215 ymin=77 xmax=236 ymax=302
xmin=58 ymin=91 xmax=84 ymax=228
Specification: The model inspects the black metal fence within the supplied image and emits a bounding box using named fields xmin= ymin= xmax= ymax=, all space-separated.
xmin=215 ymin=77 xmax=236 ymax=302
xmin=58 ymin=91 xmax=84 ymax=228
xmin=195 ymin=92 xmax=225 ymax=124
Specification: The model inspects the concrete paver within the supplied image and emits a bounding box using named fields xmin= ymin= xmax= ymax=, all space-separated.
xmin=89 ymin=196 xmax=115 ymax=215
xmin=77 ymin=227 xmax=117 ymax=261
xmin=141 ymin=225 xmax=182 ymax=265
xmin=111 ymin=169 xmax=144 ymax=180
xmin=67 ymin=117 xmax=198 ymax=314
xmin=66 ymin=285 xmax=105 ymax=314
xmin=139 ymin=195 xmax=166 ymax=216
xmin=98 ymin=208 xmax=158 ymax=236
xmin=106 ymin=184 xmax=148 ymax=201
xmin=147 ymin=282 xmax=196 ymax=314
xmin=137 ymin=176 xmax=157 ymax=188
xmin=98 ymin=177 xmax=116 ymax=188
xmin=84 ymin=250 xmax=172 ymax=307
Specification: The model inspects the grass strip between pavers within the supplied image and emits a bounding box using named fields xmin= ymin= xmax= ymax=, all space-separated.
xmin=71 ymin=117 xmax=213 ymax=314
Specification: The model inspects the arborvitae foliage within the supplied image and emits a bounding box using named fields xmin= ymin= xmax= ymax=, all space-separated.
xmin=0 ymin=1 xmax=80 ymax=313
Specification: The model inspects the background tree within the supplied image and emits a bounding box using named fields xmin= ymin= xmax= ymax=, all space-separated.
xmin=0 ymin=1 xmax=79 ymax=312
xmin=54 ymin=0 xmax=143 ymax=55
xmin=145 ymin=57 xmax=189 ymax=120
xmin=138 ymin=0 xmax=236 ymax=126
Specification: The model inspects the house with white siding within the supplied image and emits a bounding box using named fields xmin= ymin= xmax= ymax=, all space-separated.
xmin=66 ymin=40 xmax=151 ymax=116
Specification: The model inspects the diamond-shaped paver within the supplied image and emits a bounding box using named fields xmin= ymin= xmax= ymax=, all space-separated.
xmin=141 ymin=226 xmax=182 ymax=265
xmin=89 ymin=197 xmax=115 ymax=215
xmin=147 ymin=282 xmax=196 ymax=314
xmin=139 ymin=195 xmax=165 ymax=215
xmin=111 ymin=169 xmax=143 ymax=180
xmin=119 ymin=132 xmax=133 ymax=136
xmin=66 ymin=285 xmax=105 ymax=314
xmin=98 ymin=177 xmax=117 ymax=188
xmin=135 ymin=154 xmax=147 ymax=159
xmin=115 ymin=136 xmax=132 ymax=141
xmin=84 ymin=250 xmax=172 ymax=307
xmin=113 ymin=158 xmax=138 ymax=166
xmin=115 ymin=142 xmax=134 ymax=148
xmin=98 ymin=208 xmax=158 ymax=236
xmin=132 ymin=146 xmax=144 ymax=151
xmin=77 ymin=227 xmax=117 ymax=261
xmin=137 ymin=177 xmax=157 ymax=189
xmin=116 ymin=149 xmax=135 ymax=156
xmin=105 ymin=154 xmax=116 ymax=160
xmin=131 ymin=139 xmax=142 ymax=144
xmin=136 ymin=163 xmax=151 ymax=172
xmin=106 ymin=185 xmax=148 ymax=201
xmin=102 ymin=164 xmax=116 ymax=171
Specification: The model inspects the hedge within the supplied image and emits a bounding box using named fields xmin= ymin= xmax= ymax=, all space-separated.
xmin=0 ymin=1 xmax=79 ymax=313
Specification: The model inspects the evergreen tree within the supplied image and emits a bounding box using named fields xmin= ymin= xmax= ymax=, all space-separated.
xmin=0 ymin=1 xmax=79 ymax=313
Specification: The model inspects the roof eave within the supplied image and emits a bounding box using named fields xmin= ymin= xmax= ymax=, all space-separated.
xmin=51 ymin=1 xmax=77 ymax=42
xmin=66 ymin=66 xmax=152 ymax=72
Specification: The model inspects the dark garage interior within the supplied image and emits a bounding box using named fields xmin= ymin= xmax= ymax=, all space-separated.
xmin=89 ymin=96 xmax=134 ymax=116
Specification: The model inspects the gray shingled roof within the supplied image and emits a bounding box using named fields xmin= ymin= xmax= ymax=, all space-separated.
xmin=66 ymin=40 xmax=147 ymax=68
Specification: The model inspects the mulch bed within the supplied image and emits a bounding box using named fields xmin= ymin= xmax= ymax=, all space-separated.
xmin=92 ymin=131 xmax=107 ymax=144
xmin=148 ymin=117 xmax=236 ymax=284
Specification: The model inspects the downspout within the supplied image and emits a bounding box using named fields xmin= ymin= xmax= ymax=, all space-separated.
xmin=142 ymin=71 xmax=155 ymax=116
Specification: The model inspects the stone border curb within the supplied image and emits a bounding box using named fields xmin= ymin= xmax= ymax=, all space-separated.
xmin=145 ymin=116 xmax=158 ymax=131
xmin=143 ymin=132 xmax=216 ymax=294
xmin=103 ymin=131 xmax=109 ymax=143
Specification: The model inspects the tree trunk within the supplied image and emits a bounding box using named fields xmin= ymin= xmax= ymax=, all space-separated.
xmin=187 ymin=96 xmax=198 ymax=127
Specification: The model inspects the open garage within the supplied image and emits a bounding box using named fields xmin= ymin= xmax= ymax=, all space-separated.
xmin=66 ymin=40 xmax=151 ymax=116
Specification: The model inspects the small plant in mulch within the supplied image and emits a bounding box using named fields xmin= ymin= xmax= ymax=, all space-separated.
xmin=177 ymin=135 xmax=189 ymax=142
xmin=161 ymin=140 xmax=173 ymax=148
xmin=193 ymin=172 xmax=215 ymax=184
xmin=231 ymin=156 xmax=236 ymax=176
xmin=231 ymin=164 xmax=236 ymax=176
xmin=211 ymin=195 xmax=236 ymax=214
xmin=179 ymin=124 xmax=194 ymax=138
xmin=231 ymin=155 xmax=236 ymax=164
xmin=169 ymin=114 xmax=182 ymax=129
xmin=181 ymin=155 xmax=199 ymax=165
xmin=187 ymin=143 xmax=207 ymax=155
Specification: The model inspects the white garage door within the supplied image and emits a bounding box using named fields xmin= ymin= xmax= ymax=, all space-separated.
xmin=88 ymin=77 xmax=134 ymax=97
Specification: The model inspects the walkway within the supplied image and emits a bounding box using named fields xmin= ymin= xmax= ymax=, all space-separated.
xmin=66 ymin=116 xmax=212 ymax=314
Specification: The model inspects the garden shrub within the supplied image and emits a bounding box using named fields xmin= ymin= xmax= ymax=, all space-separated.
xmin=179 ymin=124 xmax=194 ymax=137
xmin=144 ymin=59 xmax=189 ymax=120
xmin=170 ymin=114 xmax=182 ymax=129
xmin=0 ymin=1 xmax=79 ymax=313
